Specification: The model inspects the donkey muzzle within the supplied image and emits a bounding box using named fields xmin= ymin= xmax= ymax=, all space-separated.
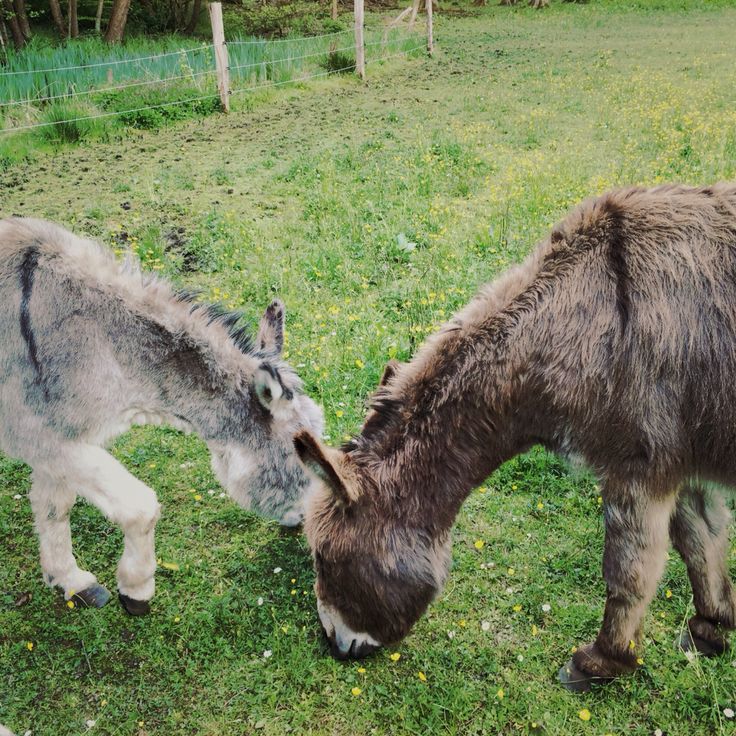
xmin=317 ymin=598 xmax=382 ymax=660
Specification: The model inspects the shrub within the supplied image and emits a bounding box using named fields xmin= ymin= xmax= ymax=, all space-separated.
xmin=320 ymin=50 xmax=355 ymax=74
xmin=37 ymin=102 xmax=100 ymax=144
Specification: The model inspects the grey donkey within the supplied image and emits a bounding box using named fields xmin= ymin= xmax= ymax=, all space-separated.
xmin=0 ymin=217 xmax=323 ymax=615
xmin=297 ymin=183 xmax=736 ymax=690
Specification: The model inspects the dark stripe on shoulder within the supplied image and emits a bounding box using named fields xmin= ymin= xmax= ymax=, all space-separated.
xmin=604 ymin=203 xmax=630 ymax=333
xmin=19 ymin=246 xmax=49 ymax=400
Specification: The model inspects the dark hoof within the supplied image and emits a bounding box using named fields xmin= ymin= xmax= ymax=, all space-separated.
xmin=118 ymin=593 xmax=151 ymax=616
xmin=677 ymin=630 xmax=727 ymax=657
xmin=558 ymin=658 xmax=611 ymax=692
xmin=71 ymin=584 xmax=111 ymax=609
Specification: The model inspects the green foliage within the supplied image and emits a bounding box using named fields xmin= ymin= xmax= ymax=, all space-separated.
xmin=36 ymin=102 xmax=100 ymax=143
xmin=320 ymin=49 xmax=355 ymax=74
xmin=234 ymin=0 xmax=333 ymax=38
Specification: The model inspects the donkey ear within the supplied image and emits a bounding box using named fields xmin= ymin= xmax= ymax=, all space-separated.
xmin=254 ymin=362 xmax=292 ymax=411
xmin=257 ymin=299 xmax=285 ymax=356
xmin=378 ymin=359 xmax=402 ymax=387
xmin=294 ymin=430 xmax=359 ymax=506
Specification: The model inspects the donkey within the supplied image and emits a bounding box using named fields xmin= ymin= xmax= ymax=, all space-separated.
xmin=0 ymin=217 xmax=323 ymax=615
xmin=296 ymin=183 xmax=736 ymax=690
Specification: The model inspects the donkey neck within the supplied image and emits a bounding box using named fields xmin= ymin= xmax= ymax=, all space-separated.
xmin=357 ymin=321 xmax=549 ymax=534
xmin=112 ymin=298 xmax=261 ymax=443
xmin=353 ymin=257 xmax=571 ymax=534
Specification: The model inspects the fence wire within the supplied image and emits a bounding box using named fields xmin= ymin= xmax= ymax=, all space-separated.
xmin=0 ymin=35 xmax=425 ymax=134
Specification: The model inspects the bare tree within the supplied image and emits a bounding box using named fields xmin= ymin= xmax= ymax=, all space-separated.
xmin=12 ymin=0 xmax=31 ymax=39
xmin=68 ymin=0 xmax=79 ymax=37
xmin=48 ymin=0 xmax=67 ymax=36
xmin=184 ymin=0 xmax=203 ymax=34
xmin=95 ymin=0 xmax=105 ymax=32
xmin=104 ymin=0 xmax=131 ymax=43
xmin=1 ymin=0 xmax=25 ymax=48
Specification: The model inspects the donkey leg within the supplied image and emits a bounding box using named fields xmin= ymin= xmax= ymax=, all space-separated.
xmin=67 ymin=445 xmax=161 ymax=615
xmin=560 ymin=488 xmax=676 ymax=691
xmin=670 ymin=484 xmax=736 ymax=656
xmin=28 ymin=468 xmax=110 ymax=606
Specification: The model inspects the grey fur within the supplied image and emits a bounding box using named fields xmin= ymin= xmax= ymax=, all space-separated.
xmin=0 ymin=217 xmax=323 ymax=607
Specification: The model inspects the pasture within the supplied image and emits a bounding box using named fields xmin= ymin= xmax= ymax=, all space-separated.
xmin=2 ymin=1 xmax=736 ymax=734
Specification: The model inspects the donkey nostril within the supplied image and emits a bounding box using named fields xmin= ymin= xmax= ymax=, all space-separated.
xmin=353 ymin=641 xmax=380 ymax=659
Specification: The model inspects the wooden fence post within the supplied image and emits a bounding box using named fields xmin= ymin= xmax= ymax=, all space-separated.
xmin=208 ymin=1 xmax=230 ymax=112
xmin=426 ymin=0 xmax=433 ymax=56
xmin=354 ymin=0 xmax=365 ymax=80
xmin=408 ymin=0 xmax=420 ymax=30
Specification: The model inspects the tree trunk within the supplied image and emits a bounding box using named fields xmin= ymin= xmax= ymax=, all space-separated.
xmin=1 ymin=0 xmax=25 ymax=49
xmin=529 ymin=0 xmax=548 ymax=6
xmin=104 ymin=0 xmax=131 ymax=43
xmin=68 ymin=0 xmax=79 ymax=37
xmin=0 ymin=15 xmax=8 ymax=51
xmin=95 ymin=0 xmax=104 ymax=32
xmin=12 ymin=0 xmax=30 ymax=39
xmin=184 ymin=0 xmax=202 ymax=34
xmin=48 ymin=0 xmax=67 ymax=37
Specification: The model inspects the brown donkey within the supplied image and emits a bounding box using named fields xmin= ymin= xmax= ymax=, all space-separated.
xmin=296 ymin=183 xmax=736 ymax=690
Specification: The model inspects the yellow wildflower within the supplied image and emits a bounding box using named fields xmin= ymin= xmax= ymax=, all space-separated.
xmin=351 ymin=687 xmax=362 ymax=697
xmin=473 ymin=540 xmax=484 ymax=550
xmin=417 ymin=671 xmax=427 ymax=682
xmin=390 ymin=652 xmax=401 ymax=662
xmin=496 ymin=688 xmax=504 ymax=699
xmin=578 ymin=709 xmax=591 ymax=721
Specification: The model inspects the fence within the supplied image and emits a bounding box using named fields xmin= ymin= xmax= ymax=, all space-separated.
xmin=0 ymin=1 xmax=432 ymax=135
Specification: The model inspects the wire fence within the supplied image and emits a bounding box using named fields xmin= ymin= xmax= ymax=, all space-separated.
xmin=0 ymin=25 xmax=425 ymax=136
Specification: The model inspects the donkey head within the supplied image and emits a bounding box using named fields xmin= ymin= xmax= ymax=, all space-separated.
xmin=295 ymin=430 xmax=451 ymax=658
xmin=209 ymin=300 xmax=324 ymax=527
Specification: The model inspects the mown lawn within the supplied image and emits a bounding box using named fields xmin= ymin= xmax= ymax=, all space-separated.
xmin=2 ymin=1 xmax=736 ymax=734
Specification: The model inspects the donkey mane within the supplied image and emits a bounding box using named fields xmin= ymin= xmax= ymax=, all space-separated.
xmin=349 ymin=183 xmax=736 ymax=463
xmin=350 ymin=187 xmax=641 ymax=457
xmin=175 ymin=289 xmax=255 ymax=357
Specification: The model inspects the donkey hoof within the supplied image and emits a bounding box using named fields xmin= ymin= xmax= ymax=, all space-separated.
xmin=677 ymin=630 xmax=727 ymax=657
xmin=118 ymin=593 xmax=151 ymax=616
xmin=71 ymin=584 xmax=112 ymax=609
xmin=558 ymin=659 xmax=596 ymax=693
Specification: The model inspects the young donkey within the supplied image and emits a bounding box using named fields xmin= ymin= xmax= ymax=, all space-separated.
xmin=297 ymin=184 xmax=736 ymax=689
xmin=0 ymin=217 xmax=323 ymax=615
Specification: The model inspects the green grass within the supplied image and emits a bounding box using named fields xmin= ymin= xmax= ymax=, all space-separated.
xmin=2 ymin=1 xmax=736 ymax=734
xmin=0 ymin=25 xmax=421 ymax=153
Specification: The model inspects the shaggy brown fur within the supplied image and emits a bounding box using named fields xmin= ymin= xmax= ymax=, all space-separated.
xmin=298 ymin=183 xmax=736 ymax=685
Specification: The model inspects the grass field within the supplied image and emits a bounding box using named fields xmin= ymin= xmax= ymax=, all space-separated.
xmin=0 ymin=27 xmax=420 ymax=148
xmin=2 ymin=1 xmax=736 ymax=734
